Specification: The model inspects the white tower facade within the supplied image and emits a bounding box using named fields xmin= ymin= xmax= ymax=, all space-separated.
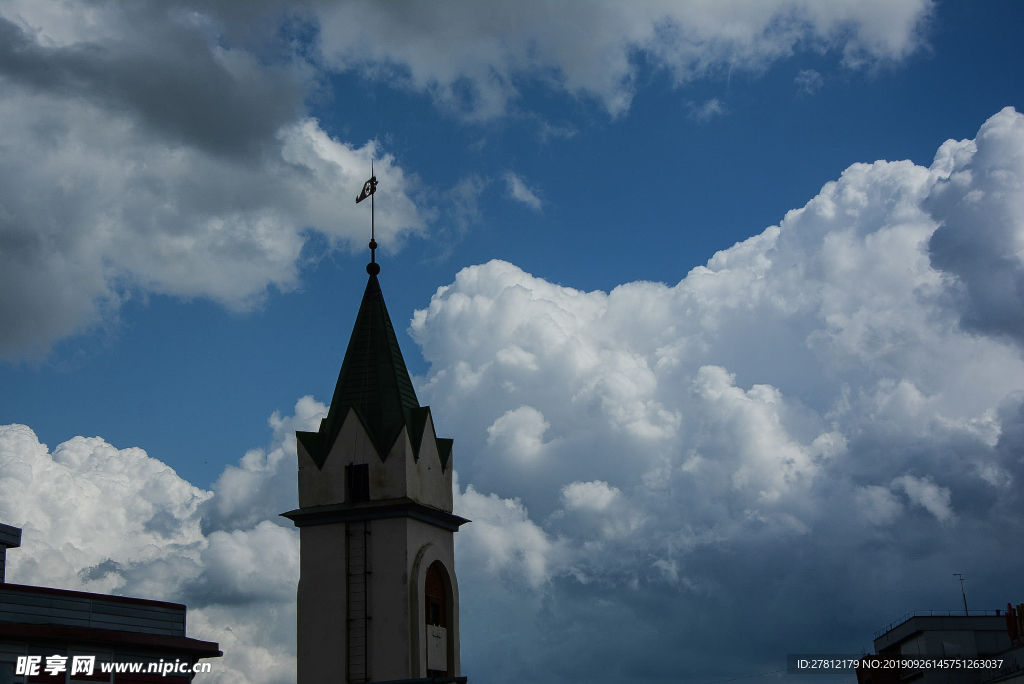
xmin=283 ymin=273 xmax=468 ymax=684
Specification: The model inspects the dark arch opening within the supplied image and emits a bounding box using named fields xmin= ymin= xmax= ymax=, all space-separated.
xmin=425 ymin=560 xmax=449 ymax=677
xmin=425 ymin=561 xmax=446 ymax=627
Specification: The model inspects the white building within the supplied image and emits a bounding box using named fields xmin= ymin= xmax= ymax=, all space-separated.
xmin=282 ymin=264 xmax=469 ymax=684
xmin=858 ymin=610 xmax=1024 ymax=684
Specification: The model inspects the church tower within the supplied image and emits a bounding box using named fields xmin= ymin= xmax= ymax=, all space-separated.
xmin=283 ymin=176 xmax=468 ymax=683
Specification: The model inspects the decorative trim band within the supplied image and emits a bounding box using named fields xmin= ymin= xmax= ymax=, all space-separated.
xmin=281 ymin=499 xmax=470 ymax=532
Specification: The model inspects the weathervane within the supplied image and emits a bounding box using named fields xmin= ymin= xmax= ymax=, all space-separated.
xmin=356 ymin=160 xmax=379 ymax=275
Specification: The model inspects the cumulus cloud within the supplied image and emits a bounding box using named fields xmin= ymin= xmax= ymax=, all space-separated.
xmin=561 ymin=480 xmax=620 ymax=511
xmin=12 ymin=104 xmax=1011 ymax=684
xmin=0 ymin=2 xmax=427 ymax=359
xmin=503 ymin=172 xmax=543 ymax=211
xmin=0 ymin=424 xmax=210 ymax=597
xmin=486 ymin=405 xmax=551 ymax=461
xmin=455 ymin=476 xmax=566 ymax=588
xmin=892 ymin=474 xmax=955 ymax=523
xmin=0 ymin=0 xmax=936 ymax=357
xmin=927 ymin=107 xmax=1024 ymax=345
xmin=187 ymin=603 xmax=296 ymax=684
xmin=855 ymin=484 xmax=903 ymax=525
xmin=315 ymin=0 xmax=933 ymax=119
xmin=204 ymin=396 xmax=325 ymax=533
xmin=5 ymin=101 xmax=1024 ymax=682
xmin=0 ymin=396 xmax=315 ymax=684
xmin=411 ymin=109 xmax=1024 ymax=681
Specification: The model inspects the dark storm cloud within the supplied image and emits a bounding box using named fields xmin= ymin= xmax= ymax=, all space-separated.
xmin=0 ymin=6 xmax=306 ymax=158
xmin=927 ymin=108 xmax=1024 ymax=345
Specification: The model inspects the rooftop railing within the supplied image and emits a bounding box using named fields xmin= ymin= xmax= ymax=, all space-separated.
xmin=874 ymin=609 xmax=1003 ymax=640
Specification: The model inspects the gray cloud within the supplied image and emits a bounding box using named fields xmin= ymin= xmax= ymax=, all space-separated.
xmin=314 ymin=0 xmax=933 ymax=119
xmin=6 ymin=109 xmax=1022 ymax=684
xmin=8 ymin=3 xmax=1014 ymax=682
xmin=3 ymin=110 xmax=1023 ymax=682
xmin=410 ymin=109 xmax=1024 ymax=681
xmin=0 ymin=2 xmax=427 ymax=359
xmin=927 ymin=108 xmax=1024 ymax=345
xmin=0 ymin=8 xmax=304 ymax=159
xmin=0 ymin=0 xmax=936 ymax=357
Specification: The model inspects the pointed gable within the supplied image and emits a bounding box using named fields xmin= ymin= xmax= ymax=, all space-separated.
xmin=297 ymin=273 xmax=438 ymax=468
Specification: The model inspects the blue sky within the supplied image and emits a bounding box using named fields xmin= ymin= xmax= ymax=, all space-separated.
xmin=1 ymin=2 xmax=1024 ymax=683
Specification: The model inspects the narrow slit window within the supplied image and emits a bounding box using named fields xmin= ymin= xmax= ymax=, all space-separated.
xmin=346 ymin=463 xmax=370 ymax=503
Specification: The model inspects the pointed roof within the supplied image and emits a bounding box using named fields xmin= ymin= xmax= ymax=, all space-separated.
xmin=297 ymin=273 xmax=451 ymax=469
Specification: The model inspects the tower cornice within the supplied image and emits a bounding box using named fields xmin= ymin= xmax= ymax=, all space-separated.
xmin=281 ymin=498 xmax=470 ymax=532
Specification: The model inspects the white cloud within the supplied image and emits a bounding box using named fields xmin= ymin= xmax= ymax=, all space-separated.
xmin=0 ymin=0 xmax=937 ymax=356
xmin=205 ymin=396 xmax=326 ymax=532
xmin=199 ymin=522 xmax=299 ymax=604
xmin=689 ymin=98 xmax=727 ymax=122
xmin=892 ymin=474 xmax=955 ymax=523
xmin=409 ymin=108 xmax=1024 ymax=679
xmin=187 ymin=604 xmax=296 ymax=684
xmin=6 ymin=105 xmax=1024 ymax=684
xmin=0 ymin=95 xmax=424 ymax=358
xmin=691 ymin=365 xmax=838 ymax=501
xmin=0 ymin=423 xmax=210 ymax=597
xmin=795 ymin=68 xmax=825 ymax=94
xmin=315 ymin=1 xmax=933 ymax=119
xmin=486 ymin=406 xmax=551 ymax=461
xmin=561 ymin=480 xmax=620 ymax=511
xmin=455 ymin=474 xmax=565 ymax=588
xmin=0 ymin=397 xmax=313 ymax=684
xmin=446 ymin=174 xmax=489 ymax=236
xmin=503 ymin=172 xmax=543 ymax=211
xmin=0 ymin=4 xmax=427 ymax=359
xmin=855 ymin=484 xmax=903 ymax=525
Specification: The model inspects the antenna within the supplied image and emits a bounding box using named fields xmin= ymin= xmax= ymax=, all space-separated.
xmin=953 ymin=573 xmax=968 ymax=614
xmin=356 ymin=159 xmax=379 ymax=275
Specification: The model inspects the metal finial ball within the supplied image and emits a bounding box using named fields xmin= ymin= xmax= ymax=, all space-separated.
xmin=366 ymin=262 xmax=380 ymax=275
xmin=369 ymin=239 xmax=377 ymax=250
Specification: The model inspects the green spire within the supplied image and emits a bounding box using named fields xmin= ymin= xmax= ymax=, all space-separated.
xmin=297 ymin=273 xmax=447 ymax=468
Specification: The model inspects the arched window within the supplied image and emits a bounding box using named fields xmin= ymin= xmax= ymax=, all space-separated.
xmin=425 ymin=561 xmax=448 ymax=677
xmin=425 ymin=561 xmax=446 ymax=628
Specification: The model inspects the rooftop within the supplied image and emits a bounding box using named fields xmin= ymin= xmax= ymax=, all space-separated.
xmin=297 ymin=272 xmax=452 ymax=469
xmin=875 ymin=610 xmax=1005 ymax=640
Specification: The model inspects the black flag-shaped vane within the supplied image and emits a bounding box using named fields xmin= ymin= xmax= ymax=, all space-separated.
xmin=356 ymin=175 xmax=377 ymax=203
